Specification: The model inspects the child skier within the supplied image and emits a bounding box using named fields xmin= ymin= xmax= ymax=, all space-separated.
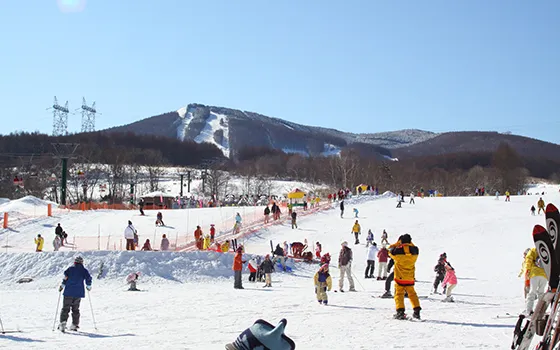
xmin=320 ymin=252 xmax=331 ymax=265
xmin=248 ymin=258 xmax=258 ymax=282
xmin=353 ymin=208 xmax=359 ymax=218
xmin=365 ymin=243 xmax=378 ymax=278
xmin=433 ymin=253 xmax=447 ymax=294
xmin=381 ymin=230 xmax=389 ymax=245
xmin=315 ymin=242 xmax=322 ymax=259
xmin=53 ymin=235 xmax=62 ymax=251
xmin=58 ymin=256 xmax=92 ymax=332
xmin=531 ymin=205 xmax=536 ymax=216
xmin=291 ymin=210 xmax=298 ymax=229
xmin=366 ymin=230 xmax=374 ymax=247
xmin=314 ymin=264 xmax=332 ymax=305
xmin=155 ymin=212 xmax=164 ymax=226
xmin=126 ymin=272 xmax=141 ymax=291
xmin=441 ymin=263 xmax=457 ymax=302
xmin=261 ymin=255 xmax=275 ymax=287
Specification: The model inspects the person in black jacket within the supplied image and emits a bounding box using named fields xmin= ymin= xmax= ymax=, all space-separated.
xmin=273 ymin=244 xmax=286 ymax=271
xmin=291 ymin=211 xmax=297 ymax=229
xmin=433 ymin=253 xmax=447 ymax=294
xmin=261 ymin=255 xmax=275 ymax=287
xmin=340 ymin=200 xmax=345 ymax=218
xmin=138 ymin=198 xmax=145 ymax=216
xmin=264 ymin=206 xmax=271 ymax=224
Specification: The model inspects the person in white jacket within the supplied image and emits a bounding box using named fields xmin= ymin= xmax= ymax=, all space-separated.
xmin=410 ymin=192 xmax=415 ymax=204
xmin=365 ymin=243 xmax=379 ymax=278
xmin=124 ymin=221 xmax=137 ymax=251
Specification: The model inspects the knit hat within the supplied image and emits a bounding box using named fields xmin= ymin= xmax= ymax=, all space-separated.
xmin=341 ymin=241 xmax=348 ymax=247
xmin=226 ymin=318 xmax=295 ymax=350
xmin=400 ymin=234 xmax=412 ymax=244
xmin=74 ymin=256 xmax=84 ymax=264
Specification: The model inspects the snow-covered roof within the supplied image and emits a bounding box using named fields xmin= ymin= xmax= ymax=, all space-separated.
xmin=140 ymin=191 xmax=176 ymax=199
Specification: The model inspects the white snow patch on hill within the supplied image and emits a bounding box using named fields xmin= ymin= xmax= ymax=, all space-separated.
xmin=194 ymin=112 xmax=230 ymax=158
xmin=176 ymin=105 xmax=194 ymax=141
xmin=322 ymin=143 xmax=341 ymax=156
xmin=0 ymin=196 xmax=58 ymax=215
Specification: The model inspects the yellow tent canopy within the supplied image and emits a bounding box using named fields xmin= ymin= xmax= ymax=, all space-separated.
xmin=288 ymin=188 xmax=306 ymax=199
xmin=356 ymin=184 xmax=368 ymax=193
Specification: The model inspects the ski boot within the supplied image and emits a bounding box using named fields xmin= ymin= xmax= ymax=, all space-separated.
xmin=413 ymin=307 xmax=421 ymax=320
xmin=381 ymin=291 xmax=393 ymax=298
xmin=58 ymin=321 xmax=66 ymax=332
xmin=69 ymin=324 xmax=79 ymax=331
xmin=377 ymin=277 xmax=382 ymax=281
xmin=394 ymin=308 xmax=406 ymax=320
xmin=349 ymin=287 xmax=357 ymax=292
xmin=322 ymin=300 xmax=328 ymax=305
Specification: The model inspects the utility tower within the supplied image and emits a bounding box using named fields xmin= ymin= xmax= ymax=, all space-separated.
xmin=50 ymin=97 xmax=69 ymax=136
xmin=80 ymin=97 xmax=97 ymax=132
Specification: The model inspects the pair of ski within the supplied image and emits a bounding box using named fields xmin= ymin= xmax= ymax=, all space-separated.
xmin=512 ymin=203 xmax=560 ymax=350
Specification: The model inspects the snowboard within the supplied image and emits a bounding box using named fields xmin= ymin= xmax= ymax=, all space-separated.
xmin=513 ymin=224 xmax=559 ymax=350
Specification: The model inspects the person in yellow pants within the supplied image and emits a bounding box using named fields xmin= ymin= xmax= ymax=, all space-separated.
xmin=389 ymin=234 xmax=421 ymax=320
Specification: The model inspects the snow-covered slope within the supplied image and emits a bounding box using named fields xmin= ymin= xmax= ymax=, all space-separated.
xmin=193 ymin=112 xmax=230 ymax=157
xmin=0 ymin=184 xmax=559 ymax=349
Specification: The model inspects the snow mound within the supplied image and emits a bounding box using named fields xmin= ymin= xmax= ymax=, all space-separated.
xmin=0 ymin=196 xmax=57 ymax=214
xmin=0 ymin=251 xmax=275 ymax=285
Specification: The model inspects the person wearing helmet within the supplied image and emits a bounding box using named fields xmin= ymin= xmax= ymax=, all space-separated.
xmin=58 ymin=256 xmax=92 ymax=332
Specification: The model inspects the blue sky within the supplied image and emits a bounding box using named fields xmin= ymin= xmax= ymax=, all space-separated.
xmin=0 ymin=0 xmax=559 ymax=143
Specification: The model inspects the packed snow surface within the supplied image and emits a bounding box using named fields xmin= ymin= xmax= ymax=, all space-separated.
xmin=0 ymin=184 xmax=559 ymax=349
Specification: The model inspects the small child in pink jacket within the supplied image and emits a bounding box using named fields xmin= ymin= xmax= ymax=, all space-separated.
xmin=442 ymin=263 xmax=457 ymax=302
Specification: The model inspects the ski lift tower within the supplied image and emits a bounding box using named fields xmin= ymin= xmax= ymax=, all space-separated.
xmin=80 ymin=97 xmax=97 ymax=132
xmin=52 ymin=143 xmax=79 ymax=206
xmin=49 ymin=97 xmax=69 ymax=136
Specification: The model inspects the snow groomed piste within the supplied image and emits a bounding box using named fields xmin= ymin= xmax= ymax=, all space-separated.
xmin=0 ymin=184 xmax=559 ymax=349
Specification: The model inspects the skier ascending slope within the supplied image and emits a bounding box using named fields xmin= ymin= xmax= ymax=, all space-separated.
xmin=389 ymin=234 xmax=421 ymax=320
xmin=58 ymin=256 xmax=92 ymax=332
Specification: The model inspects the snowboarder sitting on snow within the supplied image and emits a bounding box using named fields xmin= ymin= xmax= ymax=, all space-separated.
xmin=389 ymin=234 xmax=421 ymax=320
xmin=58 ymin=256 xmax=92 ymax=332
xmin=314 ymin=264 xmax=332 ymax=305
xmin=126 ymin=272 xmax=141 ymax=291
xmin=433 ymin=253 xmax=447 ymax=294
xmin=442 ymin=263 xmax=457 ymax=302
xmin=261 ymin=255 xmax=275 ymax=287
xmin=352 ymin=220 xmax=361 ymax=245
xmin=221 ymin=240 xmax=230 ymax=253
xmin=155 ymin=212 xmax=164 ymax=226
xmin=203 ymin=234 xmax=211 ymax=250
xmin=531 ymin=205 xmax=536 ymax=216
xmin=366 ymin=230 xmax=374 ymax=247
xmin=141 ymin=239 xmax=152 ymax=251
xmin=290 ymin=242 xmax=304 ymax=259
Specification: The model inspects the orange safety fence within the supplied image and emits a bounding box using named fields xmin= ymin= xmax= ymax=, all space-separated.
xmin=63 ymin=202 xmax=138 ymax=211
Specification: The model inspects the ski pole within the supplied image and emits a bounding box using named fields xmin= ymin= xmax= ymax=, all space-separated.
xmin=351 ymin=271 xmax=366 ymax=291
xmin=87 ymin=290 xmax=98 ymax=330
xmin=52 ymin=290 xmax=62 ymax=331
xmin=0 ymin=310 xmax=5 ymax=334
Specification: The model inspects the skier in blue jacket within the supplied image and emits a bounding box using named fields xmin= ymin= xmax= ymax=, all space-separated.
xmin=58 ymin=256 xmax=92 ymax=332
